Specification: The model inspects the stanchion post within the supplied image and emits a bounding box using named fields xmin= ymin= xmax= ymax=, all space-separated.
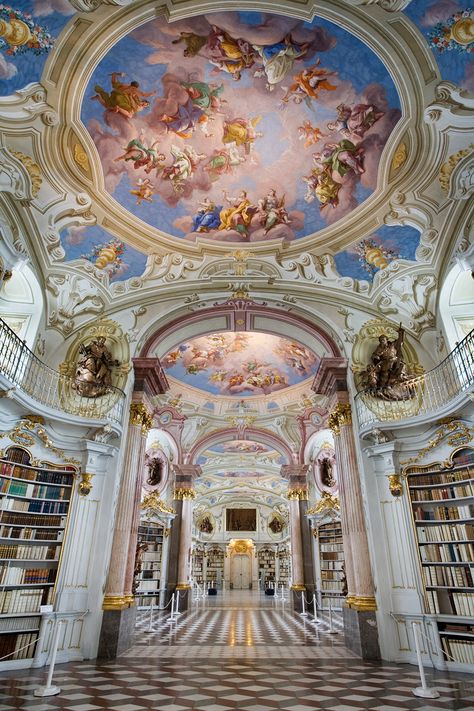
xmin=411 ymin=622 xmax=440 ymax=699
xmin=174 ymin=591 xmax=181 ymax=617
xmin=312 ymin=594 xmax=322 ymax=625
xmin=300 ymin=591 xmax=308 ymax=617
xmin=167 ymin=592 xmax=175 ymax=623
xmin=34 ymin=619 xmax=63 ymax=697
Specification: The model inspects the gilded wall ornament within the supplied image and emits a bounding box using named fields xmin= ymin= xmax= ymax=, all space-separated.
xmin=174 ymin=487 xmax=196 ymax=500
xmin=141 ymin=490 xmax=175 ymax=514
xmin=387 ymin=473 xmax=403 ymax=497
xmin=287 ymin=488 xmax=308 ymax=500
xmin=10 ymin=150 xmax=42 ymax=197
xmin=391 ymin=142 xmax=407 ymax=171
xmin=401 ymin=420 xmax=474 ymax=466
xmin=130 ymin=403 xmax=153 ymax=435
xmin=73 ymin=143 xmax=91 ymax=174
xmin=328 ymin=403 xmax=352 ymax=436
xmin=306 ymin=491 xmax=340 ymax=514
xmin=0 ymin=419 xmax=80 ymax=467
xmin=78 ymin=472 xmax=94 ymax=496
xmin=439 ymin=144 xmax=474 ymax=194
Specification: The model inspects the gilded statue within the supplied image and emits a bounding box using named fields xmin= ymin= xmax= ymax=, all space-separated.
xmin=362 ymin=324 xmax=413 ymax=400
xmin=72 ymin=336 xmax=119 ymax=398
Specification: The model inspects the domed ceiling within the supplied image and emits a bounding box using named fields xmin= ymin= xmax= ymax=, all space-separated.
xmin=162 ymin=332 xmax=319 ymax=397
xmin=80 ymin=10 xmax=401 ymax=245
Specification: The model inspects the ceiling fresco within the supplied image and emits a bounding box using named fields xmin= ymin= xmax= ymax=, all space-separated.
xmin=81 ymin=11 xmax=402 ymax=244
xmin=406 ymin=1 xmax=473 ymax=92
xmin=197 ymin=440 xmax=285 ymax=466
xmin=162 ymin=332 xmax=319 ymax=396
xmin=60 ymin=224 xmax=148 ymax=282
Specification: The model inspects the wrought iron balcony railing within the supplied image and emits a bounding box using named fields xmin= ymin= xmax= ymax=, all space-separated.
xmin=0 ymin=318 xmax=125 ymax=425
xmin=355 ymin=329 xmax=474 ymax=431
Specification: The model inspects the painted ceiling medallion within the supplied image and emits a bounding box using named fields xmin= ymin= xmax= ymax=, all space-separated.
xmin=162 ymin=331 xmax=319 ymax=397
xmin=81 ymin=10 xmax=401 ymax=245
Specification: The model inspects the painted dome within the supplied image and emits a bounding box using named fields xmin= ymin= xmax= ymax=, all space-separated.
xmin=81 ymin=10 xmax=401 ymax=245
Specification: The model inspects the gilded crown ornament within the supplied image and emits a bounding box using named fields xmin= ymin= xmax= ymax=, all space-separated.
xmin=174 ymin=487 xmax=196 ymax=500
xmin=287 ymin=488 xmax=308 ymax=500
xmin=328 ymin=403 xmax=352 ymax=435
xmin=129 ymin=403 xmax=153 ymax=435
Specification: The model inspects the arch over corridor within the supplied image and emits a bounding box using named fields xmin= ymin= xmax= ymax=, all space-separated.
xmin=185 ymin=425 xmax=296 ymax=466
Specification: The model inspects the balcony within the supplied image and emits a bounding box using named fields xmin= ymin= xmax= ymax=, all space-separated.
xmin=355 ymin=329 xmax=474 ymax=433
xmin=0 ymin=318 xmax=125 ymax=425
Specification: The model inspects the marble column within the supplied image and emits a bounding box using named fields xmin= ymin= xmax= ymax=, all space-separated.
xmin=313 ymin=358 xmax=380 ymax=660
xmin=98 ymin=403 xmax=152 ymax=658
xmin=283 ymin=465 xmax=313 ymax=611
xmin=166 ymin=464 xmax=201 ymax=610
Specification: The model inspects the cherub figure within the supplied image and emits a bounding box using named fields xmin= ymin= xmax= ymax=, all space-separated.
xmin=281 ymin=60 xmax=337 ymax=107
xmin=298 ymin=121 xmax=326 ymax=148
xmin=130 ymin=177 xmax=154 ymax=204
xmin=114 ymin=134 xmax=165 ymax=174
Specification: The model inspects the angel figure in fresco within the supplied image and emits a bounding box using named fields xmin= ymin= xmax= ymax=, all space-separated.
xmin=257 ymin=189 xmax=291 ymax=234
xmin=162 ymin=145 xmax=206 ymax=192
xmin=253 ymin=34 xmax=310 ymax=90
xmin=218 ymin=189 xmax=257 ymax=237
xmin=171 ymin=31 xmax=208 ymax=57
xmin=130 ymin=177 xmax=155 ymax=204
xmin=222 ymin=116 xmax=263 ymax=157
xmin=298 ymin=121 xmax=326 ymax=148
xmin=327 ymin=103 xmax=384 ymax=141
xmin=302 ymin=167 xmax=340 ymax=208
xmin=91 ymin=72 xmax=155 ymax=119
xmin=204 ymin=145 xmax=246 ymax=181
xmin=207 ymin=25 xmax=257 ymax=81
xmin=281 ymin=61 xmax=337 ymax=107
xmin=313 ymin=139 xmax=365 ymax=179
xmin=114 ymin=135 xmax=165 ymax=174
xmin=192 ymin=197 xmax=223 ymax=233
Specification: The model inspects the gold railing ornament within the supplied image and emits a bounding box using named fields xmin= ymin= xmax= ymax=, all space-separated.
xmin=174 ymin=487 xmax=196 ymax=500
xmin=78 ymin=472 xmax=94 ymax=496
xmin=306 ymin=491 xmax=340 ymax=514
xmin=287 ymin=488 xmax=308 ymax=500
xmin=388 ymin=474 xmax=403 ymax=497
xmin=140 ymin=490 xmax=175 ymax=514
xmin=328 ymin=402 xmax=352 ymax=436
xmin=129 ymin=403 xmax=153 ymax=435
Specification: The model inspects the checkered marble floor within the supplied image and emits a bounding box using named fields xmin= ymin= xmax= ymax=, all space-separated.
xmin=0 ymin=591 xmax=472 ymax=710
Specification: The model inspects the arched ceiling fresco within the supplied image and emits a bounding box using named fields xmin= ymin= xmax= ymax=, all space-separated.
xmin=162 ymin=332 xmax=319 ymax=397
xmin=80 ymin=10 xmax=401 ymax=245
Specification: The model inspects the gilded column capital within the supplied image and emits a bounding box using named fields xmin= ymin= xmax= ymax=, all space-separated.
xmin=287 ymin=488 xmax=308 ymax=501
xmin=328 ymin=402 xmax=352 ymax=435
xmin=174 ymin=487 xmax=196 ymax=500
xmin=129 ymin=403 xmax=153 ymax=435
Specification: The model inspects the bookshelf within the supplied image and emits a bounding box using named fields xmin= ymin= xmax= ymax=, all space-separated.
xmin=406 ymin=446 xmax=474 ymax=668
xmin=206 ymin=547 xmax=224 ymax=587
xmin=0 ymin=446 xmax=75 ymax=663
xmin=192 ymin=545 xmax=204 ymax=584
xmin=258 ymin=547 xmax=275 ymax=587
xmin=277 ymin=546 xmax=290 ymax=586
xmin=318 ymin=520 xmax=345 ymax=610
xmin=135 ymin=522 xmax=163 ymax=607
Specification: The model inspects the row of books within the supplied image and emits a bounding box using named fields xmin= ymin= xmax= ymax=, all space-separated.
xmin=423 ymin=565 xmax=473 ymax=589
xmin=0 ymin=567 xmax=56 ymax=585
xmin=413 ymin=505 xmax=472 ymax=522
xmin=0 ymin=544 xmax=60 ymax=560
xmin=0 ymin=587 xmax=52 ymax=614
xmin=321 ymin=551 xmax=343 ymax=561
xmin=407 ymin=470 xmax=472 ymax=487
xmin=0 ymin=632 xmax=37 ymax=661
xmin=419 ymin=543 xmax=473 ymax=563
xmin=441 ymin=637 xmax=474 ymax=665
xmin=1 ymin=500 xmax=68 ymax=514
xmin=321 ymin=570 xmax=344 ymax=580
xmin=0 ymin=462 xmax=73 ymax=486
xmin=320 ymin=561 xmax=344 ymax=570
xmin=320 ymin=543 xmax=344 ymax=552
xmin=0 ymin=480 xmax=69 ymax=500
xmin=143 ymin=552 xmax=162 ymax=562
xmin=0 ymin=514 xmax=65 ymax=527
xmin=418 ymin=523 xmax=474 ymax=542
xmin=0 ymin=526 xmax=62 ymax=542
xmin=321 ymin=580 xmax=345 ymax=591
xmin=137 ymin=580 xmax=161 ymax=591
xmin=0 ymin=616 xmax=40 ymax=632
xmin=451 ymin=592 xmax=474 ymax=616
xmin=410 ymin=483 xmax=473 ymax=501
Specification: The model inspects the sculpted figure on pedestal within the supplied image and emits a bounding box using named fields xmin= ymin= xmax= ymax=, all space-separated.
xmin=72 ymin=336 xmax=119 ymax=398
xmin=362 ymin=324 xmax=414 ymax=400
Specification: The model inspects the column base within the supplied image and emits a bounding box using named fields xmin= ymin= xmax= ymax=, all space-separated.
xmin=342 ymin=604 xmax=380 ymax=660
xmin=98 ymin=605 xmax=137 ymax=659
xmin=174 ymin=585 xmax=191 ymax=612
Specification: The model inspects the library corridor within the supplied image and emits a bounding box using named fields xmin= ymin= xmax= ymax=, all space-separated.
xmin=1 ymin=591 xmax=473 ymax=711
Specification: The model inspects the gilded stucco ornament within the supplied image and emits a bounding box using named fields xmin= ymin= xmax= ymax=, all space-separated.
xmin=287 ymin=488 xmax=308 ymax=500
xmin=10 ymin=151 xmax=42 ymax=198
xmin=130 ymin=403 xmax=153 ymax=435
xmin=0 ymin=418 xmax=80 ymax=467
xmin=328 ymin=403 xmax=352 ymax=436
xmin=141 ymin=490 xmax=175 ymax=514
xmin=439 ymin=144 xmax=474 ymax=194
xmin=78 ymin=472 xmax=94 ymax=496
xmin=387 ymin=473 xmax=403 ymax=497
xmin=306 ymin=491 xmax=340 ymax=514
xmin=174 ymin=487 xmax=196 ymax=500
xmin=400 ymin=420 xmax=474 ymax=466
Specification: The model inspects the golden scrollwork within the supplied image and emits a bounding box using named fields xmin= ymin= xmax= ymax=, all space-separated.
xmin=439 ymin=144 xmax=474 ymax=194
xmin=391 ymin=142 xmax=407 ymax=171
xmin=10 ymin=150 xmax=42 ymax=197
xmin=388 ymin=474 xmax=403 ymax=497
xmin=0 ymin=419 xmax=80 ymax=467
xmin=400 ymin=420 xmax=474 ymax=466
xmin=328 ymin=403 xmax=352 ymax=435
xmin=73 ymin=143 xmax=91 ymax=173
xmin=78 ymin=472 xmax=94 ymax=496
xmin=174 ymin=487 xmax=196 ymax=500
xmin=141 ymin=490 xmax=175 ymax=514
xmin=129 ymin=403 xmax=153 ymax=435
xmin=287 ymin=488 xmax=308 ymax=500
xmin=306 ymin=491 xmax=340 ymax=514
